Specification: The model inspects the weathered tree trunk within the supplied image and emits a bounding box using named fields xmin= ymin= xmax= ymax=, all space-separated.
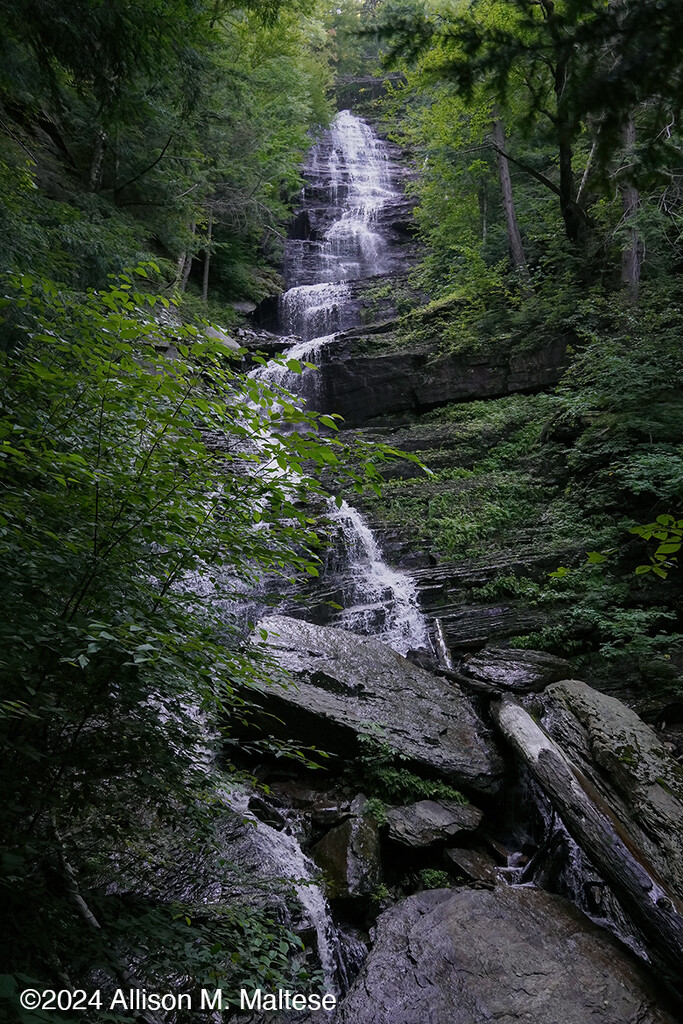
xmin=491 ymin=118 xmax=529 ymax=285
xmin=478 ymin=184 xmax=488 ymax=242
xmin=491 ymin=696 xmax=683 ymax=989
xmin=89 ymin=129 xmax=107 ymax=192
xmin=202 ymin=208 xmax=213 ymax=303
xmin=620 ymin=118 xmax=642 ymax=303
xmin=175 ymin=220 xmax=196 ymax=293
xmin=557 ymin=123 xmax=582 ymax=242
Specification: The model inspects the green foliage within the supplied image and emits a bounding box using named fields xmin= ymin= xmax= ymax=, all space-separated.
xmin=413 ymin=868 xmax=451 ymax=891
xmin=0 ymin=271 xmax=400 ymax=1001
xmin=364 ymin=796 xmax=388 ymax=825
xmin=631 ymin=516 xmax=682 ymax=580
xmin=345 ymin=734 xmax=468 ymax=804
xmin=0 ymin=0 xmax=333 ymax=300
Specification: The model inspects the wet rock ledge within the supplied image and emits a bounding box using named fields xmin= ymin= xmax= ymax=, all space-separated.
xmin=252 ymin=614 xmax=503 ymax=794
xmin=335 ymin=886 xmax=678 ymax=1024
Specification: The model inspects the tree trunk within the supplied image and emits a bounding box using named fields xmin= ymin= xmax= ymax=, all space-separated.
xmin=89 ymin=129 xmax=107 ymax=192
xmin=491 ymin=118 xmax=530 ymax=285
xmin=620 ymin=118 xmax=642 ymax=303
xmin=202 ymin=208 xmax=213 ymax=304
xmin=491 ymin=696 xmax=683 ymax=989
xmin=175 ymin=220 xmax=196 ymax=293
xmin=478 ymin=183 xmax=488 ymax=242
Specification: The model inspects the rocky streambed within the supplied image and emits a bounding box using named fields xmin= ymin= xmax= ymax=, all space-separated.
xmin=219 ymin=613 xmax=683 ymax=1023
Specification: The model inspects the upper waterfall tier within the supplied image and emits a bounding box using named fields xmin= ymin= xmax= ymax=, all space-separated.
xmin=280 ymin=110 xmax=413 ymax=339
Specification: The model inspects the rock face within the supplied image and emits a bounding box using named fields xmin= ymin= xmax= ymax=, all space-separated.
xmin=253 ymin=615 xmax=503 ymax=794
xmin=462 ymin=647 xmax=571 ymax=692
xmin=335 ymin=886 xmax=679 ymax=1024
xmin=386 ymin=800 xmax=483 ymax=847
xmin=311 ymin=795 xmax=382 ymax=901
xmin=539 ymin=679 xmax=683 ymax=902
xmin=443 ymin=846 xmax=498 ymax=883
xmin=317 ymin=335 xmax=567 ymax=426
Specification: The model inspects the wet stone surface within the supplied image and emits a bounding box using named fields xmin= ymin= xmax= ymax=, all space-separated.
xmin=252 ymin=614 xmax=504 ymax=794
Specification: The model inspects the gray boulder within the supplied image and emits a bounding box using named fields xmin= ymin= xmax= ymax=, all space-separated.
xmin=335 ymin=886 xmax=678 ymax=1024
xmin=311 ymin=795 xmax=382 ymax=901
xmin=253 ymin=616 xmax=503 ymax=793
xmin=386 ymin=800 xmax=483 ymax=847
xmin=203 ymin=325 xmax=240 ymax=351
xmin=462 ymin=646 xmax=571 ymax=692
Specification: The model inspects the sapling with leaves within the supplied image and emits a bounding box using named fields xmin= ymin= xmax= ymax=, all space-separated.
xmin=0 ymin=267 xmax=413 ymax=1007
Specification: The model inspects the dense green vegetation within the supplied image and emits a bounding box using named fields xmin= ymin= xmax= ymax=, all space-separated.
xmin=0 ymin=0 xmax=378 ymax=1014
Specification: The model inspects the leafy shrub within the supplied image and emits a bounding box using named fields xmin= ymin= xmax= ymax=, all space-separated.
xmin=345 ymin=734 xmax=467 ymax=805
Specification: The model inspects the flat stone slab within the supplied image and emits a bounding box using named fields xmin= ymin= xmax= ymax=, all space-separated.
xmin=335 ymin=886 xmax=678 ymax=1024
xmin=462 ymin=646 xmax=571 ymax=692
xmin=253 ymin=615 xmax=503 ymax=794
xmin=386 ymin=800 xmax=483 ymax=847
xmin=444 ymin=846 xmax=498 ymax=883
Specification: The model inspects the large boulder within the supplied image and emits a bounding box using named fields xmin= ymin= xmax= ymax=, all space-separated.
xmin=386 ymin=799 xmax=483 ymax=847
xmin=311 ymin=795 xmax=382 ymax=902
xmin=335 ymin=886 xmax=678 ymax=1024
xmin=252 ymin=615 xmax=503 ymax=794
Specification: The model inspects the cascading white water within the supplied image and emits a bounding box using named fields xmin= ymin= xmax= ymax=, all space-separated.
xmin=280 ymin=283 xmax=349 ymax=342
xmin=226 ymin=789 xmax=342 ymax=994
xmin=280 ymin=109 xmax=397 ymax=340
xmin=331 ymin=500 xmax=429 ymax=655
xmin=218 ymin=115 xmax=429 ymax=994
xmin=270 ymin=111 xmax=431 ymax=656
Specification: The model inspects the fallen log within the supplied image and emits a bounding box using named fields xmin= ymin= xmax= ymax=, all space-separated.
xmin=491 ymin=695 xmax=683 ymax=990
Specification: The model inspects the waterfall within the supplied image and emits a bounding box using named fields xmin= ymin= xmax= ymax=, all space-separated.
xmin=330 ymin=500 xmax=429 ymax=654
xmin=222 ymin=112 xmax=430 ymax=994
xmin=270 ymin=109 xmax=430 ymax=656
xmin=280 ymin=109 xmax=398 ymax=339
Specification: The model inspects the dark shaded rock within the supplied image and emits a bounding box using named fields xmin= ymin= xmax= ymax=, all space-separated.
xmin=386 ymin=800 xmax=483 ymax=847
xmin=252 ymin=615 xmax=504 ymax=794
xmin=247 ymin=796 xmax=287 ymax=830
xmin=335 ymin=886 xmax=678 ymax=1024
xmin=318 ymin=337 xmax=567 ymax=427
xmin=437 ymin=603 xmax=546 ymax=651
xmin=462 ymin=646 xmax=571 ymax=692
xmin=311 ymin=795 xmax=382 ymax=901
xmin=267 ymin=778 xmax=352 ymax=814
xmin=443 ymin=846 xmax=498 ymax=883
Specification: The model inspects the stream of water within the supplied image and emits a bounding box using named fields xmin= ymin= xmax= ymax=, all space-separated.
xmin=269 ymin=109 xmax=429 ymax=658
xmin=229 ymin=110 xmax=432 ymax=994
